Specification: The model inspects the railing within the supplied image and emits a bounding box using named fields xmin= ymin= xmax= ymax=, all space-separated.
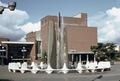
xmin=8 ymin=61 xmax=111 ymax=74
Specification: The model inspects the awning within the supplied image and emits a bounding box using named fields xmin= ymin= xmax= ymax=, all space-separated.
xmin=12 ymin=58 xmax=31 ymax=60
xmin=1 ymin=41 xmax=34 ymax=44
xmin=68 ymin=51 xmax=94 ymax=54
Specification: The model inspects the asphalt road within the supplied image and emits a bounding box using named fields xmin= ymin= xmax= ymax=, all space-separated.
xmin=0 ymin=64 xmax=120 ymax=81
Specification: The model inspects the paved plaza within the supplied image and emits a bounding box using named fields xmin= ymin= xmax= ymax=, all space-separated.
xmin=0 ymin=64 xmax=120 ymax=81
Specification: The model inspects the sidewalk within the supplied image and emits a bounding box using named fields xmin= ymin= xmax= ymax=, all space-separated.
xmin=0 ymin=64 xmax=120 ymax=81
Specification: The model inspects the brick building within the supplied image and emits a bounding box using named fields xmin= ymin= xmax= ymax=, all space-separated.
xmin=26 ymin=13 xmax=97 ymax=64
xmin=41 ymin=13 xmax=97 ymax=63
xmin=26 ymin=31 xmax=41 ymax=62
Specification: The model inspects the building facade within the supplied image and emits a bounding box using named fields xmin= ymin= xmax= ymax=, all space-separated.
xmin=26 ymin=31 xmax=41 ymax=62
xmin=41 ymin=13 xmax=97 ymax=63
xmin=0 ymin=37 xmax=34 ymax=65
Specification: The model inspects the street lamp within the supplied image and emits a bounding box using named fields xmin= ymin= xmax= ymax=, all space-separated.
xmin=0 ymin=1 xmax=16 ymax=14
xmin=8 ymin=1 xmax=16 ymax=11
xmin=0 ymin=6 xmax=4 ymax=14
xmin=0 ymin=45 xmax=6 ymax=65
xmin=21 ymin=47 xmax=27 ymax=63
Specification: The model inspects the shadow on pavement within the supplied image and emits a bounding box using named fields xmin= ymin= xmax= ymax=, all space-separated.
xmin=91 ymin=75 xmax=103 ymax=81
xmin=0 ymin=79 xmax=13 ymax=81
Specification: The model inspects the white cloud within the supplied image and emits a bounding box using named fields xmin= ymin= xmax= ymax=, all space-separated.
xmin=20 ymin=22 xmax=40 ymax=34
xmin=89 ymin=7 xmax=120 ymax=44
xmin=19 ymin=21 xmax=41 ymax=41
xmin=0 ymin=1 xmax=40 ymax=41
xmin=0 ymin=1 xmax=29 ymax=41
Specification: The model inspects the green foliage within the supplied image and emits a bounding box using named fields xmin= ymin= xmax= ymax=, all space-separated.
xmin=40 ymin=50 xmax=47 ymax=63
xmin=91 ymin=43 xmax=116 ymax=61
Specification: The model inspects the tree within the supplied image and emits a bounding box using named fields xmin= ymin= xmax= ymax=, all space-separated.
xmin=91 ymin=43 xmax=116 ymax=61
xmin=105 ymin=43 xmax=116 ymax=60
xmin=40 ymin=50 xmax=47 ymax=63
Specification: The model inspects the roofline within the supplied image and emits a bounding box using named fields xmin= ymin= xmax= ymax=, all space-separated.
xmin=1 ymin=41 xmax=34 ymax=44
xmin=41 ymin=14 xmax=86 ymax=21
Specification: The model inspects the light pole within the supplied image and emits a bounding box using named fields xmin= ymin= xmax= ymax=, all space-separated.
xmin=0 ymin=45 xmax=6 ymax=65
xmin=0 ymin=1 xmax=16 ymax=14
xmin=21 ymin=47 xmax=27 ymax=63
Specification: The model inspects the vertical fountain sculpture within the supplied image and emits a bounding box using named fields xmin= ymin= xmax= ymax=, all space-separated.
xmin=46 ymin=21 xmax=56 ymax=74
xmin=56 ymin=12 xmax=63 ymax=69
xmin=59 ymin=16 xmax=68 ymax=74
xmin=57 ymin=13 xmax=68 ymax=69
xmin=61 ymin=27 xmax=69 ymax=74
xmin=46 ymin=13 xmax=69 ymax=74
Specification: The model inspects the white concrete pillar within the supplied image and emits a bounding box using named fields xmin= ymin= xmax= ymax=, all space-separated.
xmin=87 ymin=54 xmax=89 ymax=62
xmin=79 ymin=54 xmax=81 ymax=62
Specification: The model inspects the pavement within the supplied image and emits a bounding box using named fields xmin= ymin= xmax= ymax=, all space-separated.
xmin=0 ymin=64 xmax=120 ymax=81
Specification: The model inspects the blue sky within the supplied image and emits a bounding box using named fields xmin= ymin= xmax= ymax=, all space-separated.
xmin=1 ymin=0 xmax=120 ymax=44
xmin=14 ymin=0 xmax=120 ymax=22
